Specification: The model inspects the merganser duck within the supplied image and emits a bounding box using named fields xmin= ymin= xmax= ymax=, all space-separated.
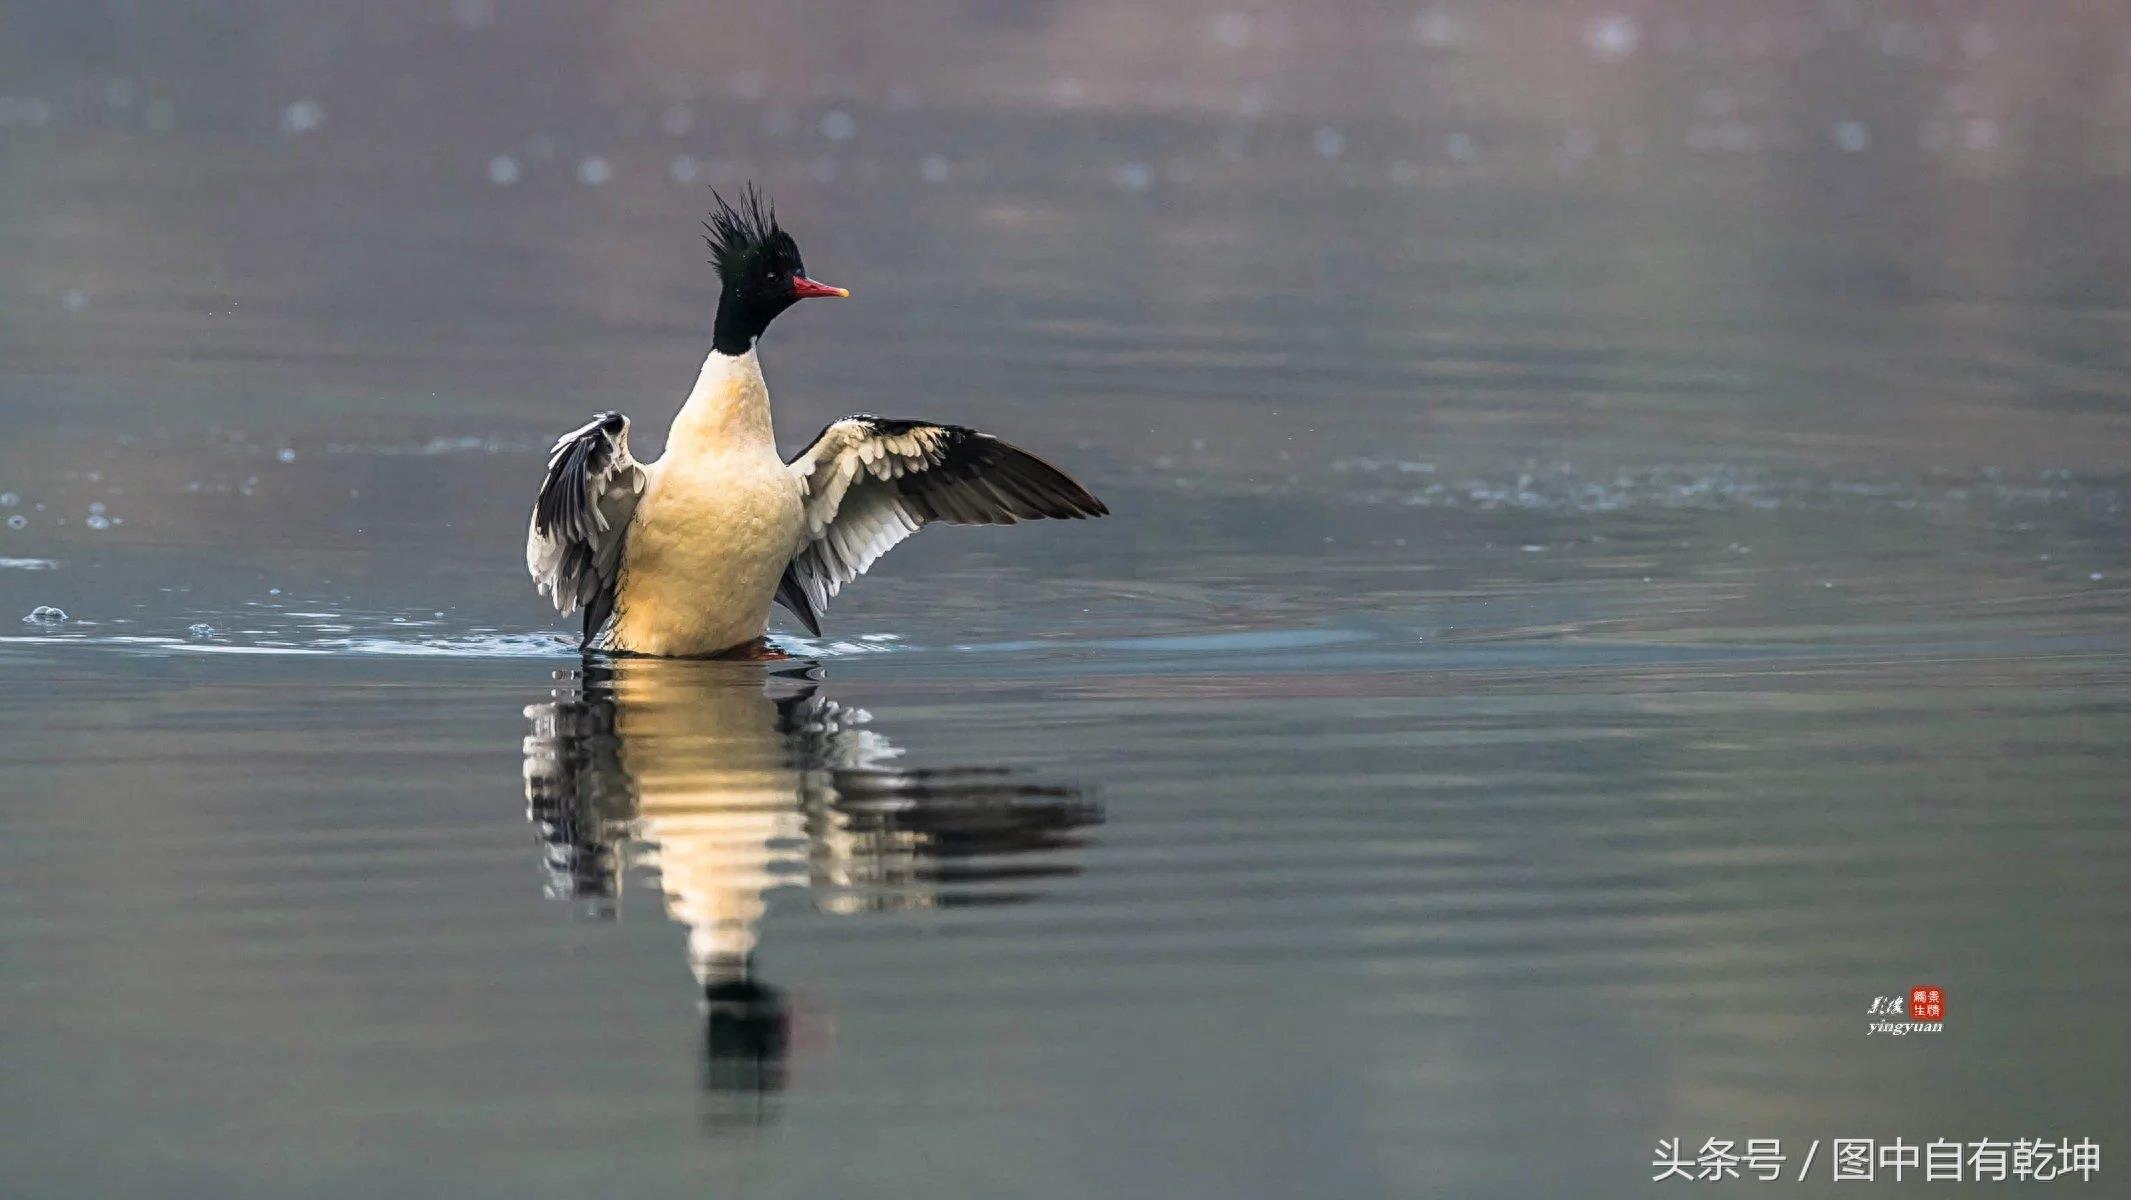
xmin=527 ymin=187 xmax=1108 ymax=656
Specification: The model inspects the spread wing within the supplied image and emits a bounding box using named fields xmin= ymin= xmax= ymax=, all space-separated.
xmin=527 ymin=412 xmax=646 ymax=645
xmin=778 ymin=416 xmax=1108 ymax=635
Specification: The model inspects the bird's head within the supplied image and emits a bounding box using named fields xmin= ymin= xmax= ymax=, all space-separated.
xmin=704 ymin=186 xmax=846 ymax=355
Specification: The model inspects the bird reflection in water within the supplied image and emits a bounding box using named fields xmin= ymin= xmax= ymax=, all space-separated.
xmin=520 ymin=657 xmax=1101 ymax=1113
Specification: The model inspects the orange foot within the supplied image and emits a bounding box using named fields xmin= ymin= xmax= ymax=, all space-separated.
xmin=711 ymin=637 xmax=792 ymax=662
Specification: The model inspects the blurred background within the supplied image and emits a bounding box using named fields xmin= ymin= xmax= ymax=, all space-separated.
xmin=3 ymin=1 xmax=2131 ymax=635
xmin=2 ymin=2 xmax=2128 ymax=1197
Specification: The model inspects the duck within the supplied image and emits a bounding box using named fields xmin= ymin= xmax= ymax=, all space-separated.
xmin=527 ymin=187 xmax=1108 ymax=657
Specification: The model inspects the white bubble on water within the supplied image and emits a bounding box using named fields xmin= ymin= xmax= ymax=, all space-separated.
xmin=0 ymin=493 xmax=14 ymax=506
xmin=1834 ymin=120 xmax=1870 ymax=152
xmin=1312 ymin=126 xmax=1346 ymax=159
xmin=188 ymin=622 xmax=216 ymax=638
xmin=1110 ymin=162 xmax=1154 ymax=193
xmin=451 ymin=0 xmax=494 ymax=30
xmin=669 ymin=154 xmax=700 ymax=184
xmin=280 ymin=99 xmax=324 ymax=134
xmin=577 ymin=156 xmax=612 ymax=186
xmin=660 ymin=104 xmax=695 ymax=137
xmin=277 ymin=447 xmax=297 ymax=463
xmin=820 ymin=109 xmax=856 ymax=141
xmin=0 ymin=97 xmax=52 ymax=127
xmin=268 ymin=587 xmax=282 ymax=596
xmin=487 ymin=154 xmax=519 ymax=185
xmin=1584 ymin=14 xmax=1640 ymax=61
xmin=22 ymin=605 xmax=67 ymax=624
xmin=85 ymin=514 xmax=109 ymax=530
xmin=920 ymin=155 xmax=950 ymax=184
xmin=87 ymin=502 xmax=105 ymax=516
xmin=1411 ymin=8 xmax=1465 ymax=49
xmin=6 ymin=515 xmax=25 ymax=530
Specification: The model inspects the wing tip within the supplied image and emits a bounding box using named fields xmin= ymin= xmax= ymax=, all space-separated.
xmin=774 ymin=561 xmax=826 ymax=637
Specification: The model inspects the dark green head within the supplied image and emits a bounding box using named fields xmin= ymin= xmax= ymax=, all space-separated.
xmin=703 ymin=186 xmax=847 ymax=356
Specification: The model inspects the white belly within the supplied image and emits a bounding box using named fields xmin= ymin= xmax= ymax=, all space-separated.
xmin=604 ymin=454 xmax=802 ymax=656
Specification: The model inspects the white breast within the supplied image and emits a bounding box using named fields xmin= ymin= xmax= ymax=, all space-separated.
xmin=600 ymin=347 xmax=805 ymax=656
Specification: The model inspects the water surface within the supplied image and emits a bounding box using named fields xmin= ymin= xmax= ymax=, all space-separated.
xmin=3 ymin=3 xmax=2129 ymax=1196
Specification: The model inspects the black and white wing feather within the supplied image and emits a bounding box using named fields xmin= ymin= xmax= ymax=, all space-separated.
xmin=779 ymin=416 xmax=1107 ymax=635
xmin=527 ymin=412 xmax=646 ymax=645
